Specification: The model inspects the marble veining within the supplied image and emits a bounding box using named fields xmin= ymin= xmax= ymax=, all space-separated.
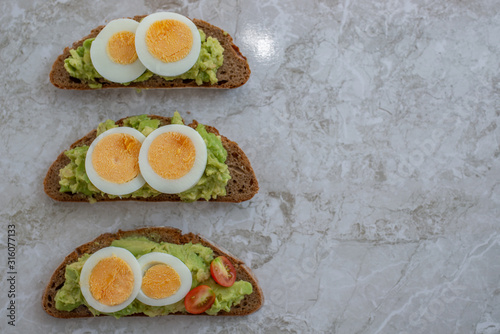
xmin=0 ymin=0 xmax=499 ymax=333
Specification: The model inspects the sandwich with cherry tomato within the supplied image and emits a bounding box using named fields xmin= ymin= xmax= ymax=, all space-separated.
xmin=42 ymin=227 xmax=263 ymax=318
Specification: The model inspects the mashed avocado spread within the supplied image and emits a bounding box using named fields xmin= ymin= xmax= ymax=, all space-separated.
xmin=54 ymin=237 xmax=253 ymax=318
xmin=58 ymin=113 xmax=231 ymax=202
xmin=65 ymin=30 xmax=224 ymax=88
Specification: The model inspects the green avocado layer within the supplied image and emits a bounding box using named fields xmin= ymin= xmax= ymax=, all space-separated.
xmin=58 ymin=113 xmax=231 ymax=202
xmin=64 ymin=30 xmax=224 ymax=88
xmin=54 ymin=236 xmax=253 ymax=318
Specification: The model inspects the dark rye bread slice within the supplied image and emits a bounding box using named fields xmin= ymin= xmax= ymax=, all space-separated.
xmin=42 ymin=226 xmax=264 ymax=318
xmin=43 ymin=115 xmax=259 ymax=202
xmin=50 ymin=15 xmax=250 ymax=89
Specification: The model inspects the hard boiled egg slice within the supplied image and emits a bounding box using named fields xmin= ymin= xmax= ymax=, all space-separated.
xmin=135 ymin=12 xmax=201 ymax=76
xmin=90 ymin=18 xmax=147 ymax=83
xmin=138 ymin=124 xmax=207 ymax=194
xmin=85 ymin=127 xmax=146 ymax=196
xmin=136 ymin=252 xmax=193 ymax=306
xmin=79 ymin=247 xmax=142 ymax=313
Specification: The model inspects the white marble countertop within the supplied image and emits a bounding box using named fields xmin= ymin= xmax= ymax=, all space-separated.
xmin=1 ymin=0 xmax=499 ymax=333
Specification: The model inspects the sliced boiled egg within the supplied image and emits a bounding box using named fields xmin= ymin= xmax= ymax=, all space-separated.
xmin=85 ymin=127 xmax=146 ymax=196
xmin=134 ymin=12 xmax=201 ymax=76
xmin=79 ymin=247 xmax=142 ymax=313
xmin=138 ymin=124 xmax=207 ymax=194
xmin=136 ymin=252 xmax=193 ymax=306
xmin=90 ymin=18 xmax=147 ymax=83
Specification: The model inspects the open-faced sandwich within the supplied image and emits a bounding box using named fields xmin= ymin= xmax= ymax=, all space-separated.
xmin=50 ymin=12 xmax=251 ymax=89
xmin=42 ymin=227 xmax=263 ymax=318
xmin=44 ymin=112 xmax=258 ymax=203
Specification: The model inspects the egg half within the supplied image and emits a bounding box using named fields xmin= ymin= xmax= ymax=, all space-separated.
xmin=138 ymin=124 xmax=207 ymax=194
xmin=90 ymin=18 xmax=147 ymax=83
xmin=135 ymin=12 xmax=201 ymax=76
xmin=85 ymin=127 xmax=146 ymax=196
xmin=136 ymin=252 xmax=193 ymax=306
xmin=79 ymin=247 xmax=142 ymax=313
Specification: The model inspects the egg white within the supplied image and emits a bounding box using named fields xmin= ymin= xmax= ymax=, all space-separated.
xmin=138 ymin=124 xmax=207 ymax=194
xmin=79 ymin=247 xmax=142 ymax=313
xmin=90 ymin=18 xmax=147 ymax=83
xmin=136 ymin=252 xmax=193 ymax=306
xmin=85 ymin=127 xmax=146 ymax=196
xmin=134 ymin=12 xmax=201 ymax=76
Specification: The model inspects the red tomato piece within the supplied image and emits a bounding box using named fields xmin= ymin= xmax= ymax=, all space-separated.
xmin=184 ymin=285 xmax=216 ymax=314
xmin=210 ymin=256 xmax=237 ymax=287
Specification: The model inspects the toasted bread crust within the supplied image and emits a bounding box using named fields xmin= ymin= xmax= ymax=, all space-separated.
xmin=43 ymin=115 xmax=258 ymax=203
xmin=50 ymin=16 xmax=250 ymax=90
xmin=42 ymin=227 xmax=264 ymax=318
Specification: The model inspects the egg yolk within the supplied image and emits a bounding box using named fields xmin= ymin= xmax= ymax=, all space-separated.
xmin=89 ymin=256 xmax=135 ymax=306
xmin=106 ymin=31 xmax=138 ymax=65
xmin=92 ymin=133 xmax=142 ymax=184
xmin=141 ymin=264 xmax=181 ymax=299
xmin=145 ymin=19 xmax=193 ymax=63
xmin=148 ymin=132 xmax=196 ymax=180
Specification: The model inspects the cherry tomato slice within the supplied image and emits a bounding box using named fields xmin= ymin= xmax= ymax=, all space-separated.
xmin=210 ymin=256 xmax=237 ymax=287
xmin=184 ymin=285 xmax=216 ymax=314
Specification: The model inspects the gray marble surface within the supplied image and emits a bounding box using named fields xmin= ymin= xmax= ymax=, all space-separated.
xmin=1 ymin=0 xmax=499 ymax=333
